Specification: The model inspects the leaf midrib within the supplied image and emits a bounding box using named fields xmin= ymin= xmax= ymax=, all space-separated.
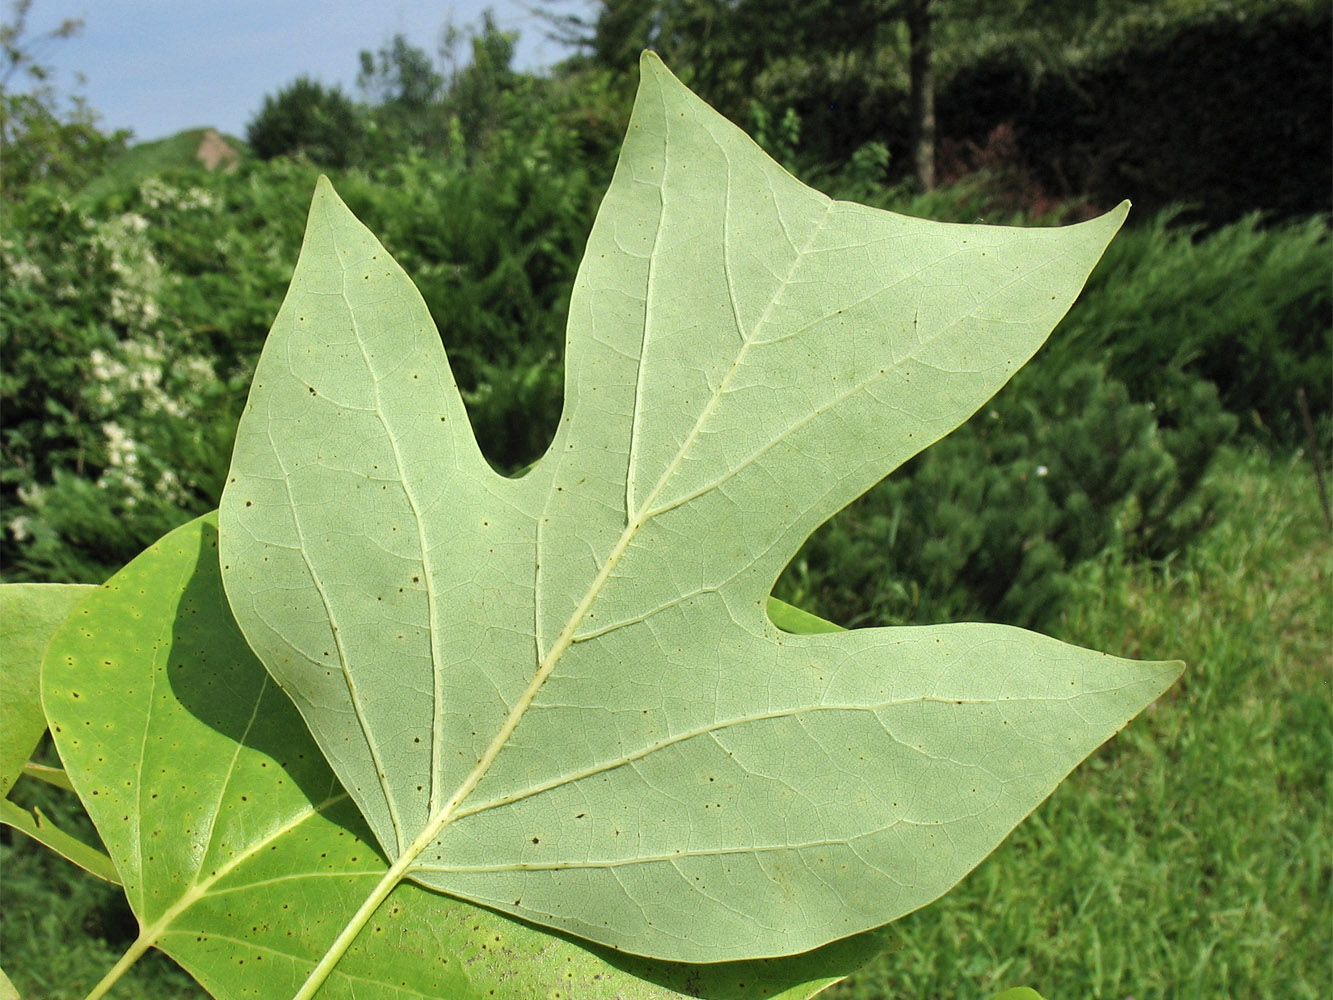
xmin=132 ymin=789 xmax=350 ymax=964
xmin=400 ymin=158 xmax=837 ymax=870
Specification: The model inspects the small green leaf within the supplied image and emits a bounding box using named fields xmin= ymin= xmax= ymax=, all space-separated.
xmin=221 ymin=53 xmax=1177 ymax=964
xmin=991 ymin=989 xmax=1046 ymax=1000
xmin=19 ymin=762 xmax=75 ymax=791
xmin=0 ymin=799 xmax=119 ymax=884
xmin=0 ymin=583 xmax=94 ymax=799
xmin=41 ymin=513 xmax=885 ymax=999
xmin=768 ymin=596 xmax=844 ymax=635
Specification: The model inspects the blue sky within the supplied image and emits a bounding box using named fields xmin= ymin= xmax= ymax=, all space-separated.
xmin=22 ymin=1 xmax=592 ymax=142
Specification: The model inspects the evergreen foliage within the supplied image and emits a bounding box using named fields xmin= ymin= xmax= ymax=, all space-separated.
xmin=245 ymin=76 xmax=364 ymax=167
xmin=1054 ymin=211 xmax=1332 ymax=441
xmin=774 ymin=360 xmax=1237 ymax=629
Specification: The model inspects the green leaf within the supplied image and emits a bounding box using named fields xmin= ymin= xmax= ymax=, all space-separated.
xmin=41 ymin=513 xmax=885 ymax=999
xmin=19 ymin=761 xmax=75 ymax=791
xmin=0 ymin=583 xmax=95 ymax=799
xmin=0 ymin=799 xmax=119 ymax=884
xmin=991 ymin=989 xmax=1046 ymax=1000
xmin=219 ymin=53 xmax=1179 ymax=965
xmin=0 ymin=965 xmax=19 ymax=1000
xmin=767 ymin=597 xmax=844 ymax=635
xmin=0 ymin=583 xmax=116 ymax=885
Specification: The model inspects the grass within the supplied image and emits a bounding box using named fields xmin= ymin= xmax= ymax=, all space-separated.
xmin=2 ymin=446 xmax=1327 ymax=998
xmin=827 ymin=445 xmax=1331 ymax=1000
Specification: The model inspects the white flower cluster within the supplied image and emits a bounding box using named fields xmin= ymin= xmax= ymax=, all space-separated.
xmin=92 ymin=212 xmax=163 ymax=329
xmin=7 ymin=256 xmax=43 ymax=286
xmin=101 ymin=421 xmax=139 ymax=470
xmin=5 ymin=187 xmax=225 ymax=549
xmin=89 ymin=335 xmax=192 ymax=417
xmin=82 ymin=188 xmax=224 ymax=510
xmin=86 ymin=334 xmax=218 ymax=504
xmin=9 ymin=485 xmax=43 ymax=541
xmin=138 ymin=176 xmax=217 ymax=213
xmin=1 ymin=236 xmax=45 ymax=287
xmin=95 ymin=421 xmax=143 ymax=504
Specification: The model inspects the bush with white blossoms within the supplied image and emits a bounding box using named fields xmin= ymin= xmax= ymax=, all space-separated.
xmin=1 ymin=175 xmax=239 ymax=582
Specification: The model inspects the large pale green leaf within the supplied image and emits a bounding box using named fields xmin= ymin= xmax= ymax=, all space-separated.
xmin=41 ymin=513 xmax=884 ymax=999
xmin=219 ymin=53 xmax=1179 ymax=964
xmin=0 ymin=583 xmax=94 ymax=799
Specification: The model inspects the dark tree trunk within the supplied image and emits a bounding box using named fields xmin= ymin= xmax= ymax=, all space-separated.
xmin=907 ymin=0 xmax=936 ymax=191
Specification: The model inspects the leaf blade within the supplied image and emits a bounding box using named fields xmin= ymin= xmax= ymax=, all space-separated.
xmin=44 ymin=514 xmax=881 ymax=999
xmin=0 ymin=583 xmax=95 ymax=799
xmin=220 ymin=52 xmax=1176 ymax=963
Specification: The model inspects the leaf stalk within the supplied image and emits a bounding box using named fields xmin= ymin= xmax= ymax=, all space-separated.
xmin=290 ymin=848 xmax=417 ymax=1000
xmin=81 ymin=931 xmax=153 ymax=1000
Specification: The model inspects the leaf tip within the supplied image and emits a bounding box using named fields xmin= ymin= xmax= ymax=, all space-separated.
xmin=639 ymin=49 xmax=678 ymax=91
xmin=311 ymin=175 xmax=348 ymax=217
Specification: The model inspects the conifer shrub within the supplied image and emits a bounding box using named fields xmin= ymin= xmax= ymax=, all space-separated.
xmin=1053 ymin=211 xmax=1332 ymax=443
xmin=774 ymin=359 xmax=1237 ymax=630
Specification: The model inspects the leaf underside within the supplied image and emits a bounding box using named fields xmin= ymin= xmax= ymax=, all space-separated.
xmin=219 ymin=53 xmax=1178 ymax=962
xmin=42 ymin=514 xmax=885 ymax=1000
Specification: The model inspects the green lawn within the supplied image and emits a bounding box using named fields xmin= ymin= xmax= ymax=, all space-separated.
xmin=3 ymin=446 xmax=1328 ymax=999
xmin=828 ymin=445 xmax=1332 ymax=1000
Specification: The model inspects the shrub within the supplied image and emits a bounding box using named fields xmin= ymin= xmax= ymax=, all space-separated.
xmin=245 ymin=76 xmax=365 ymax=168
xmin=2 ymin=111 xmax=606 ymax=576
xmin=0 ymin=177 xmax=247 ymax=582
xmin=1053 ymin=211 xmax=1332 ymax=443
xmin=775 ymin=359 xmax=1237 ymax=629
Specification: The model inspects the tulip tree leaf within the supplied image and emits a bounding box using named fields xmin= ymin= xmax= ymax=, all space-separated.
xmin=219 ymin=52 xmax=1180 ymax=964
xmin=42 ymin=513 xmax=880 ymax=1000
xmin=0 ymin=583 xmax=118 ymax=885
xmin=0 ymin=583 xmax=95 ymax=799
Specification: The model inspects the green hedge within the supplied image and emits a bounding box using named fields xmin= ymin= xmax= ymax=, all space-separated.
xmin=941 ymin=4 xmax=1332 ymax=227
xmin=754 ymin=3 xmax=1331 ymax=228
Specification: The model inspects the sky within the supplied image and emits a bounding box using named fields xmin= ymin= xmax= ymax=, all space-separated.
xmin=20 ymin=1 xmax=592 ymax=143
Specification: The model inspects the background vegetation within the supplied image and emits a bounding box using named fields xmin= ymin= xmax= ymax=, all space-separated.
xmin=2 ymin=1 xmax=1328 ymax=997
